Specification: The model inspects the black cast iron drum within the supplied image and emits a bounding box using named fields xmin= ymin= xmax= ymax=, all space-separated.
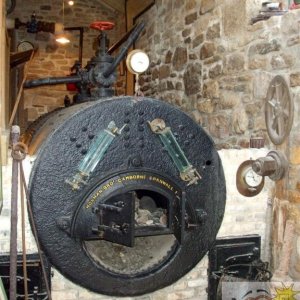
xmin=28 ymin=96 xmax=226 ymax=296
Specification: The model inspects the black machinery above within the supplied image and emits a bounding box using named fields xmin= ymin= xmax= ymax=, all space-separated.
xmin=25 ymin=20 xmax=145 ymax=100
xmin=23 ymin=20 xmax=227 ymax=297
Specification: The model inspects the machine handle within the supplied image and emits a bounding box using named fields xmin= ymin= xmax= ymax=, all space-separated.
xmin=90 ymin=21 xmax=115 ymax=31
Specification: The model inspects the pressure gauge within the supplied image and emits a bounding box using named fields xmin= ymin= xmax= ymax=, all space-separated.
xmin=244 ymin=168 xmax=263 ymax=187
xmin=17 ymin=41 xmax=34 ymax=52
xmin=236 ymin=160 xmax=264 ymax=197
xmin=126 ymin=49 xmax=150 ymax=74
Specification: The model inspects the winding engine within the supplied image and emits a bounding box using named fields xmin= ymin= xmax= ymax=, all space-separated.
xmin=22 ymin=21 xmax=226 ymax=296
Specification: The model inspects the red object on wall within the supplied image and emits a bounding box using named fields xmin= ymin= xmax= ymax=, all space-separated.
xmin=66 ymin=83 xmax=78 ymax=91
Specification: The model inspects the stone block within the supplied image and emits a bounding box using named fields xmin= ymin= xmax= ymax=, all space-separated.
xmin=224 ymin=53 xmax=245 ymax=74
xmin=232 ymin=106 xmax=249 ymax=134
xmin=219 ymin=90 xmax=240 ymax=109
xmin=183 ymin=63 xmax=202 ymax=96
xmin=204 ymin=54 xmax=221 ymax=65
xmin=200 ymin=42 xmax=215 ymax=59
xmin=182 ymin=28 xmax=191 ymax=38
xmin=248 ymin=56 xmax=268 ymax=70
xmin=290 ymin=147 xmax=300 ymax=165
xmin=172 ymin=47 xmax=188 ymax=71
xmin=200 ymin=0 xmax=215 ymax=14
xmin=165 ymin=50 xmax=173 ymax=64
xmin=192 ymin=34 xmax=204 ymax=48
xmin=203 ymin=80 xmax=219 ymax=99
xmin=281 ymin=11 xmax=300 ymax=36
xmin=208 ymin=63 xmax=222 ymax=78
xmin=287 ymin=36 xmax=300 ymax=47
xmin=197 ymin=99 xmax=214 ymax=113
xmin=185 ymin=0 xmax=196 ymax=11
xmin=271 ymin=53 xmax=295 ymax=70
xmin=159 ymin=65 xmax=171 ymax=80
xmin=290 ymin=73 xmax=300 ymax=87
xmin=206 ymin=23 xmax=220 ymax=40
xmin=185 ymin=12 xmax=197 ymax=25
xmin=208 ymin=114 xmax=230 ymax=139
xmin=248 ymin=39 xmax=281 ymax=56
xmin=253 ymin=71 xmax=273 ymax=99
xmin=289 ymin=190 xmax=300 ymax=203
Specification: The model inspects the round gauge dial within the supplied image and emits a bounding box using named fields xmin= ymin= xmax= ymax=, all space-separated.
xmin=17 ymin=41 xmax=34 ymax=52
xmin=236 ymin=160 xmax=265 ymax=197
xmin=244 ymin=168 xmax=263 ymax=188
xmin=126 ymin=49 xmax=150 ymax=74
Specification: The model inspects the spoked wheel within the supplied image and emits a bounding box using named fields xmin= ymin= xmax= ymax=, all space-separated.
xmin=265 ymin=75 xmax=294 ymax=145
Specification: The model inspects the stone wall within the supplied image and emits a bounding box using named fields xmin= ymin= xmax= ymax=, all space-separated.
xmin=8 ymin=0 xmax=126 ymax=123
xmin=136 ymin=0 xmax=271 ymax=149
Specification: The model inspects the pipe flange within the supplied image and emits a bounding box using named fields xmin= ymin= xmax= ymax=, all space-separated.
xmin=267 ymin=150 xmax=288 ymax=181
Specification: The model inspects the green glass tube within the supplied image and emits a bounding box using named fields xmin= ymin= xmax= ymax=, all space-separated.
xmin=158 ymin=130 xmax=191 ymax=173
xmin=66 ymin=121 xmax=122 ymax=190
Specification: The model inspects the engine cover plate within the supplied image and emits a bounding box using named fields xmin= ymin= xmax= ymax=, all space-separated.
xmin=28 ymin=96 xmax=226 ymax=296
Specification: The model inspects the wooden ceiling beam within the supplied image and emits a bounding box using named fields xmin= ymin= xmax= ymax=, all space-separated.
xmin=101 ymin=0 xmax=126 ymax=14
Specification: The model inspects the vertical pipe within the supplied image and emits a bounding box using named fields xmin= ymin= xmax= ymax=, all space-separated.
xmin=9 ymin=125 xmax=20 ymax=300
xmin=20 ymin=170 xmax=28 ymax=299
xmin=79 ymin=27 xmax=83 ymax=65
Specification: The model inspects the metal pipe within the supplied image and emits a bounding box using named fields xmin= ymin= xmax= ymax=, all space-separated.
xmin=108 ymin=25 xmax=136 ymax=54
xmin=9 ymin=125 xmax=20 ymax=300
xmin=102 ymin=21 xmax=145 ymax=78
xmin=24 ymin=75 xmax=81 ymax=88
xmin=65 ymin=27 xmax=84 ymax=64
xmin=20 ymin=170 xmax=28 ymax=300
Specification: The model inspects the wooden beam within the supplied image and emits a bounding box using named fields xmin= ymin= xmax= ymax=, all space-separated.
xmin=101 ymin=0 xmax=126 ymax=13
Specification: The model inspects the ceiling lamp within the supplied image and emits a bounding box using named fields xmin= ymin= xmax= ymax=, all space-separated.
xmin=68 ymin=1 xmax=74 ymax=6
xmin=55 ymin=0 xmax=70 ymax=44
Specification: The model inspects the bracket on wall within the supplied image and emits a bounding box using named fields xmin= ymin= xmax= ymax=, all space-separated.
xmin=265 ymin=75 xmax=294 ymax=145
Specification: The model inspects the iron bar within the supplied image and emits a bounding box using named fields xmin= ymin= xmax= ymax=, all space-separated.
xmin=9 ymin=125 xmax=20 ymax=300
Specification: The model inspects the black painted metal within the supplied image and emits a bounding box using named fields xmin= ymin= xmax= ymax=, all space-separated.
xmin=208 ymin=235 xmax=262 ymax=300
xmin=28 ymin=96 xmax=226 ymax=296
xmin=0 ymin=253 xmax=51 ymax=299
xmin=24 ymin=22 xmax=145 ymax=99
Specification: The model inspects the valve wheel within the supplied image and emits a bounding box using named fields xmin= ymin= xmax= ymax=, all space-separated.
xmin=265 ymin=75 xmax=294 ymax=145
xmin=90 ymin=21 xmax=115 ymax=31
